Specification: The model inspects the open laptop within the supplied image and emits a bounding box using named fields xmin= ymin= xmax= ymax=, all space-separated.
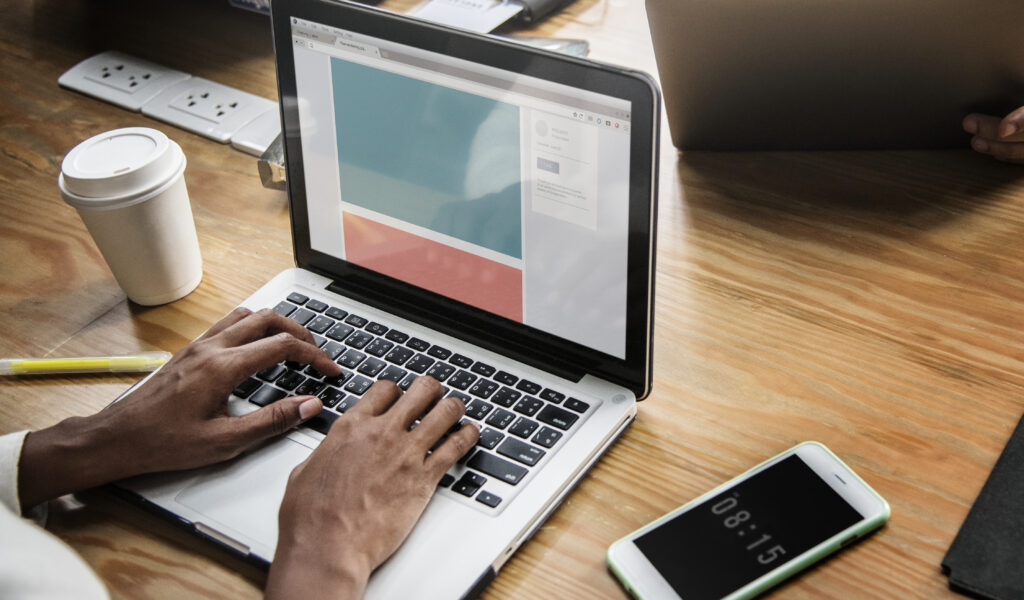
xmin=646 ymin=0 xmax=1024 ymax=150
xmin=115 ymin=0 xmax=660 ymax=597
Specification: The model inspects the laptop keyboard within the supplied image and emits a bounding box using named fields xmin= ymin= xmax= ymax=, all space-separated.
xmin=230 ymin=292 xmax=595 ymax=512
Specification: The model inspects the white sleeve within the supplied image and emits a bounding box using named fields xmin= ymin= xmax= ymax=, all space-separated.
xmin=0 ymin=431 xmax=110 ymax=599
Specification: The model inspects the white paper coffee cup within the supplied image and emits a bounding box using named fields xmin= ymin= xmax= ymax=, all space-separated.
xmin=59 ymin=127 xmax=203 ymax=306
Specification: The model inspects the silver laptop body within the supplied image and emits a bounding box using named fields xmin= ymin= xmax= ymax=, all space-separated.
xmin=116 ymin=1 xmax=661 ymax=597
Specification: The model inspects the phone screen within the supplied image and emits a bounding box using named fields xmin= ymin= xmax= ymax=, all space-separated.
xmin=633 ymin=454 xmax=863 ymax=599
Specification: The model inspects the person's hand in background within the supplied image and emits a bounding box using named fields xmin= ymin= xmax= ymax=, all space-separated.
xmin=963 ymin=106 xmax=1024 ymax=164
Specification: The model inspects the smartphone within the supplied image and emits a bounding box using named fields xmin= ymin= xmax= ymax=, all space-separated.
xmin=607 ymin=442 xmax=890 ymax=600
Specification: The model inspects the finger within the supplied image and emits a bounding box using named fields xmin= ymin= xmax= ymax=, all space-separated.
xmin=195 ymin=307 xmax=254 ymax=342
xmin=230 ymin=331 xmax=341 ymax=378
xmin=348 ymin=379 xmax=403 ymax=416
xmin=388 ymin=376 xmax=443 ymax=430
xmin=972 ymin=136 xmax=1024 ymax=164
xmin=216 ymin=308 xmax=317 ymax=349
xmin=999 ymin=106 xmax=1024 ymax=141
xmin=963 ymin=113 xmax=1005 ymax=141
xmin=223 ymin=395 xmax=323 ymax=449
xmin=410 ymin=395 xmax=467 ymax=448
xmin=425 ymin=421 xmax=480 ymax=475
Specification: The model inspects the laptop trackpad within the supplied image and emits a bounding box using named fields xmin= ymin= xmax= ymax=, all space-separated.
xmin=175 ymin=437 xmax=311 ymax=549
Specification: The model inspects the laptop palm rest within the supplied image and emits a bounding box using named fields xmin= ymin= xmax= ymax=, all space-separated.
xmin=175 ymin=437 xmax=311 ymax=550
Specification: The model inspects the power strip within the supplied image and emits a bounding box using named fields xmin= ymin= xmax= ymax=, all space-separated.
xmin=58 ymin=51 xmax=280 ymax=157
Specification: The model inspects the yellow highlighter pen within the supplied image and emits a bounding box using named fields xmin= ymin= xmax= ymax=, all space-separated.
xmin=0 ymin=351 xmax=172 ymax=376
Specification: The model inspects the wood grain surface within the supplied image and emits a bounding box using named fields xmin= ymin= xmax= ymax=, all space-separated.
xmin=1 ymin=0 xmax=1022 ymax=598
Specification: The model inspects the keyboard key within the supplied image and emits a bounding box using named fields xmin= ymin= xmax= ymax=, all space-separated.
xmin=273 ymin=301 xmax=297 ymax=317
xmin=452 ymin=472 xmax=487 ymax=496
xmin=338 ymin=349 xmax=366 ymax=369
xmin=471 ymin=362 xmax=496 ymax=377
xmin=448 ymin=370 xmax=477 ymax=390
xmin=257 ymin=363 xmax=287 ymax=382
xmin=438 ymin=473 xmax=455 ymax=488
xmin=346 ymin=331 xmax=374 ymax=349
xmin=304 ymin=409 xmax=338 ymax=435
xmin=466 ymin=399 xmax=494 ymax=420
xmin=385 ymin=329 xmax=409 ymax=344
xmin=516 ymin=379 xmax=542 ymax=395
xmin=532 ymin=426 xmax=563 ymax=448
xmin=477 ymin=427 xmax=505 ymax=449
xmin=491 ymin=386 xmax=522 ymax=408
xmin=428 ymin=345 xmax=452 ymax=360
xmin=485 ymin=408 xmax=516 ymax=430
xmin=493 ymin=371 xmax=518 ymax=386
xmin=344 ymin=374 xmax=374 ymax=395
xmin=513 ymin=396 xmax=544 ymax=417
xmin=249 ymin=385 xmax=286 ymax=407
xmin=325 ymin=323 xmax=354 ymax=341
xmin=335 ymin=394 xmax=360 ymax=413
xmin=318 ymin=387 xmax=346 ymax=408
xmin=468 ymin=379 xmax=499 ymax=400
xmin=311 ymin=334 xmax=327 ymax=348
xmin=384 ymin=346 xmax=414 ymax=366
xmin=450 ymin=353 xmax=473 ymax=369
xmin=366 ymin=321 xmax=389 ymax=336
xmin=364 ymin=338 xmax=394 ymax=357
xmin=306 ymin=299 xmax=329 ymax=313
xmin=497 ymin=437 xmax=546 ymax=467
xmin=305 ymin=315 xmax=335 ymax=334
xmin=286 ymin=292 xmax=308 ymax=305
xmin=449 ymin=390 xmax=472 ymax=405
xmin=232 ymin=377 xmax=261 ymax=399
xmin=468 ymin=451 xmax=528 ymax=485
xmin=407 ymin=337 xmax=431 ymax=352
xmin=398 ymin=373 xmax=418 ymax=390
xmin=539 ymin=388 xmax=565 ymax=404
xmin=509 ymin=417 xmax=539 ymax=439
xmin=425 ymin=362 xmax=455 ymax=382
xmin=476 ymin=491 xmax=502 ymax=508
xmin=295 ymin=379 xmax=326 ymax=397
xmin=322 ymin=369 xmax=354 ymax=388
xmin=537 ymin=404 xmax=579 ymax=430
xmin=288 ymin=307 xmax=316 ymax=326
xmin=357 ymin=357 xmax=387 ymax=377
xmin=276 ymin=370 xmax=307 ymax=391
xmin=325 ymin=306 xmax=348 ymax=320
xmin=564 ymin=398 xmax=590 ymax=413
xmin=378 ymin=365 xmax=408 ymax=383
xmin=321 ymin=340 xmax=345 ymax=361
xmin=345 ymin=314 xmax=369 ymax=328
xmin=405 ymin=354 xmax=435 ymax=374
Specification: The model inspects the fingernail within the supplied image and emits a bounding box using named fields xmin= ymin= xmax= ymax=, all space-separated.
xmin=972 ymin=138 xmax=989 ymax=153
xmin=1000 ymin=123 xmax=1018 ymax=138
xmin=963 ymin=118 xmax=978 ymax=134
xmin=299 ymin=397 xmax=322 ymax=420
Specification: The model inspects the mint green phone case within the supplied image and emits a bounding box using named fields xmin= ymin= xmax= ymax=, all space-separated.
xmin=606 ymin=441 xmax=890 ymax=600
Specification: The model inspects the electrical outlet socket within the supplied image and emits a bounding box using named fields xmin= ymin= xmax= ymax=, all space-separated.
xmin=142 ymin=77 xmax=278 ymax=143
xmin=58 ymin=51 xmax=191 ymax=111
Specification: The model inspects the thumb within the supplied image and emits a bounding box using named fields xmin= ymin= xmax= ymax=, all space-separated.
xmin=230 ymin=395 xmax=323 ymax=446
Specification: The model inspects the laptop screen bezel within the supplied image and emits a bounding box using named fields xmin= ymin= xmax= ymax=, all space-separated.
xmin=271 ymin=0 xmax=659 ymax=399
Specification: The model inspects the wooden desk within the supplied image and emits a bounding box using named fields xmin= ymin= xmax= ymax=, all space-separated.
xmin=2 ymin=0 xmax=1022 ymax=598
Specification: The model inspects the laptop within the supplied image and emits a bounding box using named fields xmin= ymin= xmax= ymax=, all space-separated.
xmin=646 ymin=0 xmax=1024 ymax=150
xmin=115 ymin=0 xmax=660 ymax=597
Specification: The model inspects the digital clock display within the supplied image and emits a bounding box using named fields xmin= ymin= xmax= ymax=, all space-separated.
xmin=634 ymin=455 xmax=863 ymax=599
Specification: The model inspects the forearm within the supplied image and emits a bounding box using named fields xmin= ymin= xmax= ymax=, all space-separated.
xmin=17 ymin=412 xmax=130 ymax=509
xmin=265 ymin=539 xmax=370 ymax=600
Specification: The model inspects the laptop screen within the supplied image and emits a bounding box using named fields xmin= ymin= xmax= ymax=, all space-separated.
xmin=289 ymin=17 xmax=634 ymax=359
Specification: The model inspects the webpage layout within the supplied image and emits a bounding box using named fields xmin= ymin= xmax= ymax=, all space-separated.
xmin=290 ymin=19 xmax=633 ymax=358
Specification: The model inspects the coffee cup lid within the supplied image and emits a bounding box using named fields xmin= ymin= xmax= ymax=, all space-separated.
xmin=59 ymin=127 xmax=184 ymax=208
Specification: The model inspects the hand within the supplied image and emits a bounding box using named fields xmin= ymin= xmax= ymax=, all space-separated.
xmin=963 ymin=106 xmax=1024 ymax=164
xmin=265 ymin=377 xmax=480 ymax=600
xmin=17 ymin=307 xmax=341 ymax=509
